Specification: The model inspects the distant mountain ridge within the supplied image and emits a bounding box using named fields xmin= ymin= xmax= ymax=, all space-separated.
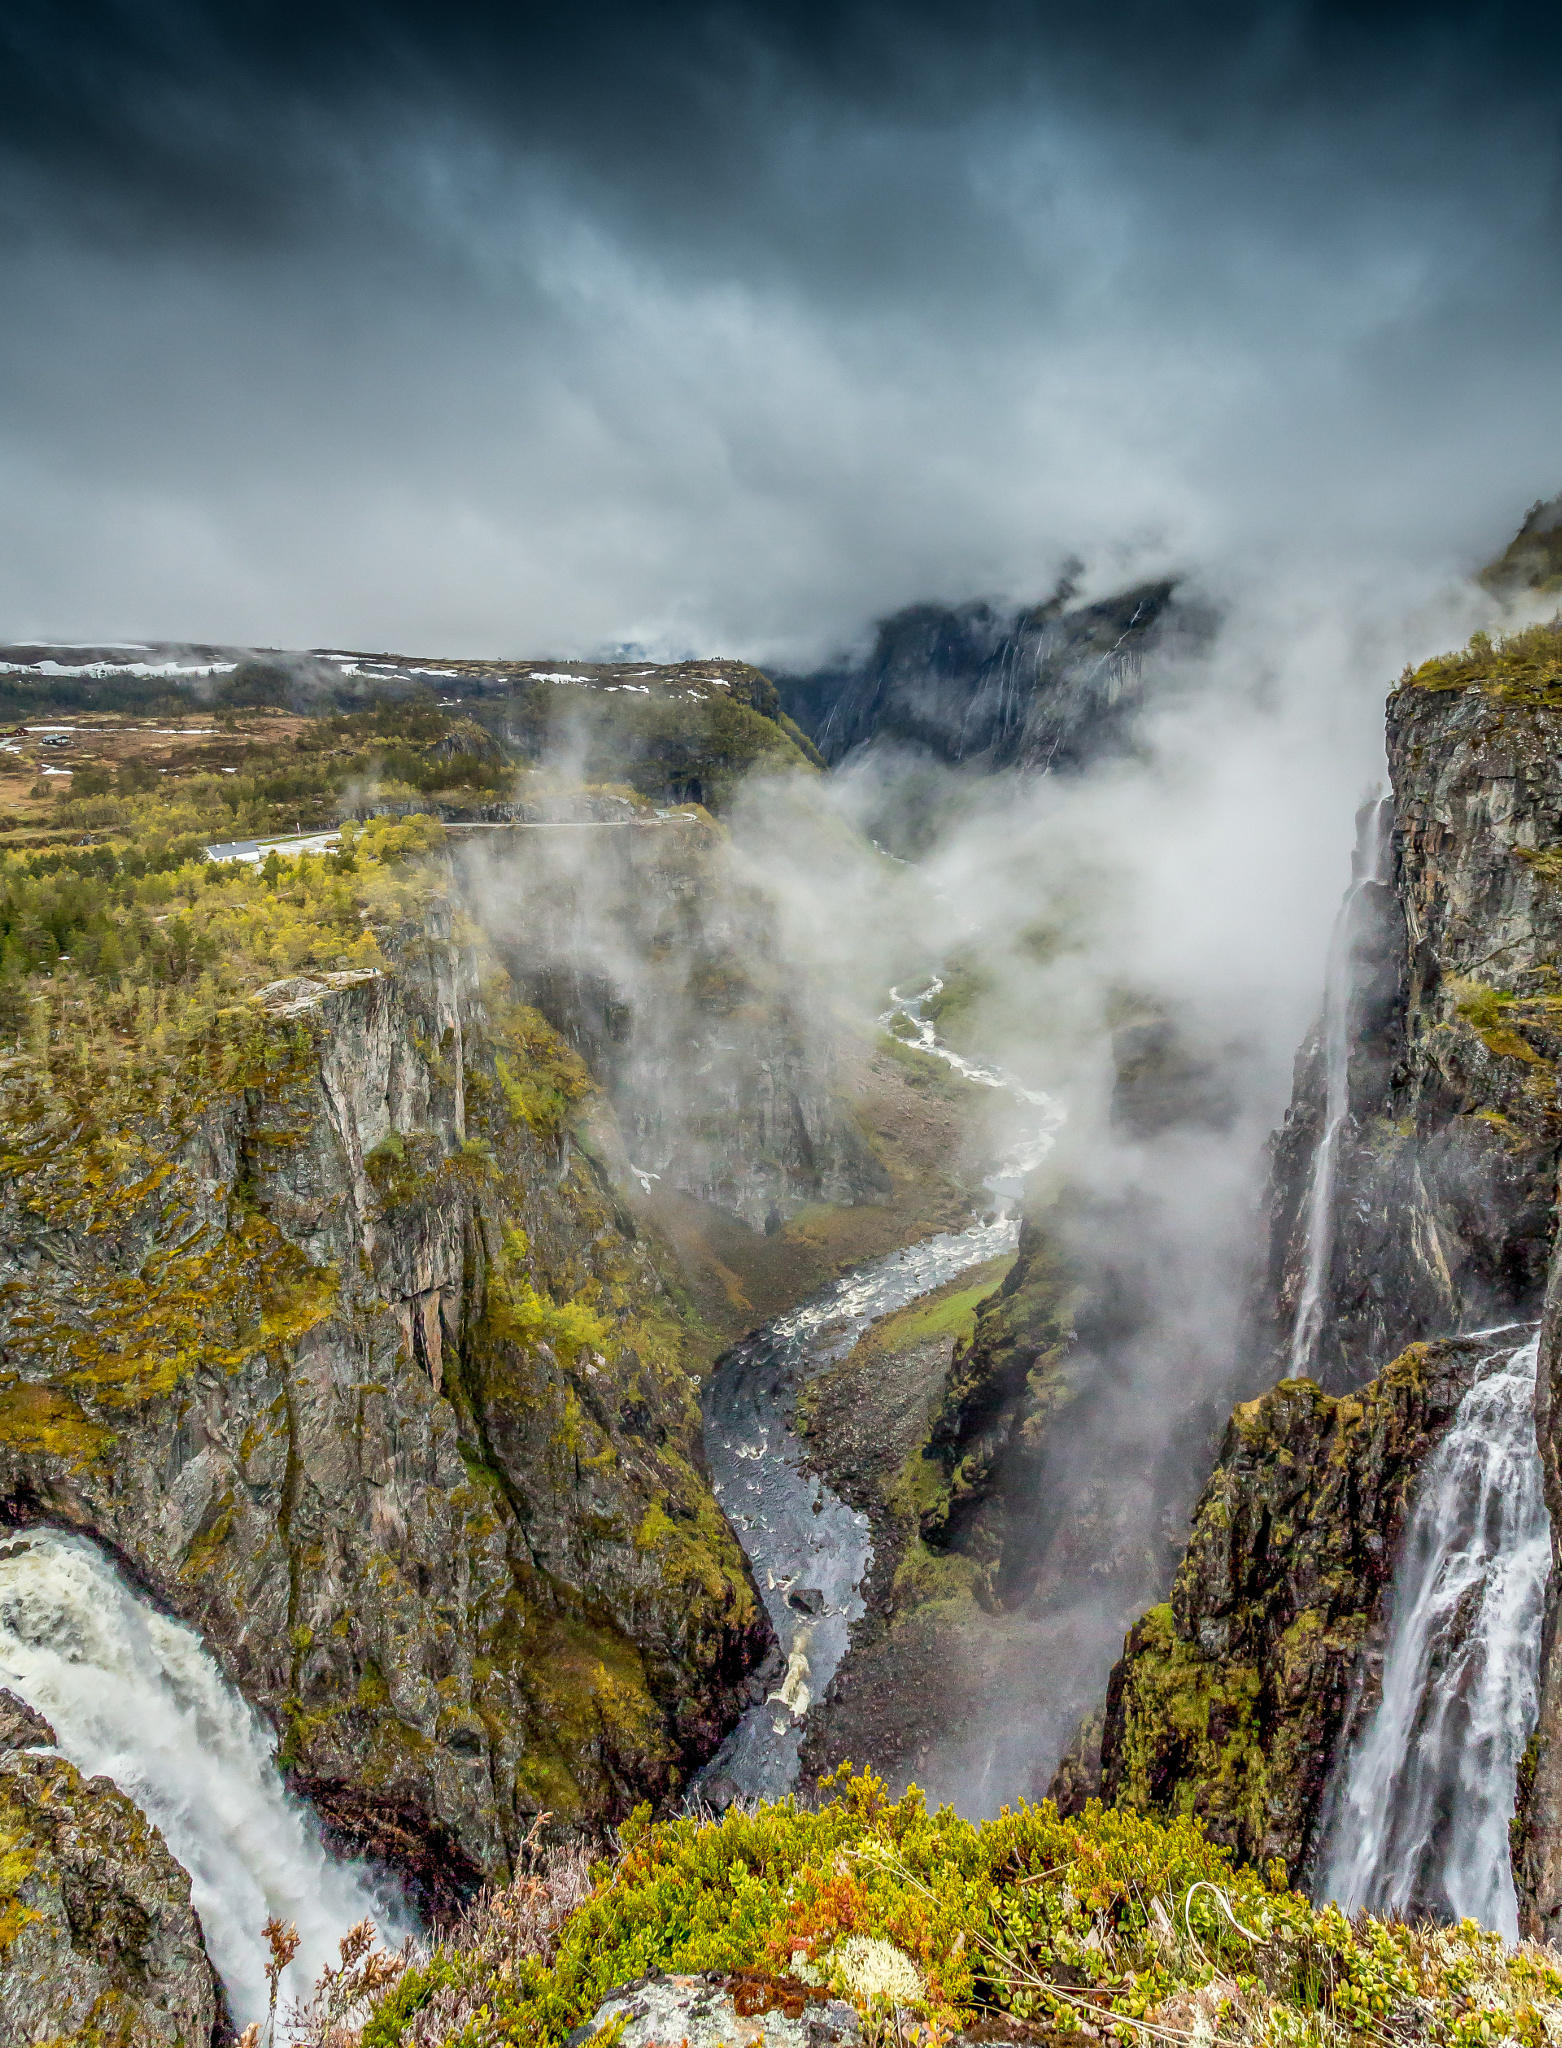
xmin=774 ymin=575 xmax=1195 ymax=770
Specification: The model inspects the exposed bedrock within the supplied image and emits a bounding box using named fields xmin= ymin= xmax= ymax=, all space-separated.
xmin=1511 ymin=1220 xmax=1562 ymax=1937
xmin=0 ymin=1739 xmax=223 ymax=2048
xmin=1268 ymin=675 xmax=1562 ymax=1392
xmin=0 ymin=922 xmax=769 ymax=1897
xmin=1097 ymin=631 xmax=1562 ymax=1904
xmin=1094 ymin=1337 xmax=1490 ymax=1884
xmin=774 ymin=575 xmax=1201 ymax=773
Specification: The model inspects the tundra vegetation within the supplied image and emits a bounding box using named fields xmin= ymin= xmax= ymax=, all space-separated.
xmin=284 ymin=1770 xmax=1562 ymax=2048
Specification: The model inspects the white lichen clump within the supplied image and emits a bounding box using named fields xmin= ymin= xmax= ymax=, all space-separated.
xmin=831 ymin=1935 xmax=926 ymax=2005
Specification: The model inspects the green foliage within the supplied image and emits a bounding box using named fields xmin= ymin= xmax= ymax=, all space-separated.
xmin=0 ymin=812 xmax=444 ymax=1051
xmin=345 ymin=1773 xmax=1562 ymax=2048
xmin=1403 ymin=619 xmax=1562 ymax=708
xmin=484 ymin=1227 xmax=614 ymax=1370
xmin=492 ymin=1003 xmax=592 ymax=1139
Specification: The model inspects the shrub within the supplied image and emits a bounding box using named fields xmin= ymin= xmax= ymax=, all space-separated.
xmin=284 ymin=1772 xmax=1562 ymax=2048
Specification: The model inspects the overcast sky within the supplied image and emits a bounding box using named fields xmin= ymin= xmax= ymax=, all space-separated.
xmin=2 ymin=1 xmax=1560 ymax=658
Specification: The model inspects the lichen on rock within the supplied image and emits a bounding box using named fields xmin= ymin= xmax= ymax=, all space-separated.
xmin=0 ymin=1749 xmax=220 ymax=2047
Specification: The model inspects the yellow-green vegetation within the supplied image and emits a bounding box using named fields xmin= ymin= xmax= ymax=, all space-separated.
xmin=0 ymin=812 xmax=451 ymax=1429
xmin=1402 ymin=620 xmax=1562 ymax=708
xmin=1106 ymin=1603 xmax=1268 ymax=1847
xmin=0 ymin=810 xmax=444 ymax=1047
xmin=491 ymin=1000 xmax=593 ymax=1140
xmin=869 ymin=1261 xmax=1014 ymax=1355
xmin=324 ymin=1772 xmax=1562 ymax=2048
xmin=1446 ymin=980 xmax=1562 ymax=1119
xmin=484 ymin=1227 xmax=614 ymax=1371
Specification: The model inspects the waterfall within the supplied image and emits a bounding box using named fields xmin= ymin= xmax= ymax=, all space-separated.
xmin=1320 ymin=1336 xmax=1552 ymax=1937
xmin=1287 ymin=794 xmax=1394 ymax=1377
xmin=0 ymin=1528 xmax=412 ymax=2024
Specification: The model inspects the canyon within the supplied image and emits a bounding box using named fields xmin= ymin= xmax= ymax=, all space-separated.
xmin=4 ymin=572 xmax=1562 ymax=2031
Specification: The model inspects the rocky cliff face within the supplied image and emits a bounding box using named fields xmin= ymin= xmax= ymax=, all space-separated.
xmin=0 ymin=1690 xmax=221 ymax=2048
xmin=1268 ymin=659 xmax=1562 ymax=1391
xmin=460 ymin=816 xmax=892 ymax=1234
xmin=1099 ymin=622 xmax=1562 ymax=1902
xmin=1095 ymin=1338 xmax=1488 ymax=1884
xmin=775 ymin=579 xmax=1191 ymax=772
xmin=1511 ymin=1197 xmax=1562 ymax=1937
xmin=0 ymin=904 xmax=768 ymax=1898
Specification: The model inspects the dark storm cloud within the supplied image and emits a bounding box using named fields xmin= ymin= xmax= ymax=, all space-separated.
xmin=1 ymin=0 xmax=1560 ymax=651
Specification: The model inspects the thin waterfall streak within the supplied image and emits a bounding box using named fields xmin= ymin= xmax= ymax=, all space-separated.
xmin=1287 ymin=795 xmax=1394 ymax=1377
xmin=0 ymin=1528 xmax=414 ymax=2024
xmin=1319 ymin=1335 xmax=1552 ymax=1938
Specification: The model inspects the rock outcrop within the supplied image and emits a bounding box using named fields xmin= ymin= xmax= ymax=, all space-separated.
xmin=1511 ymin=1211 xmax=1562 ymax=1937
xmin=1101 ymin=619 xmax=1562 ymax=1900
xmin=0 ymin=909 xmax=768 ymax=1897
xmin=0 ymin=1748 xmax=221 ymax=2047
xmin=1096 ymin=1338 xmax=1489 ymax=1884
xmin=1268 ymin=650 xmax=1562 ymax=1391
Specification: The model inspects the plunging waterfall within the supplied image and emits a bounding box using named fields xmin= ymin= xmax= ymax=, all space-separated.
xmin=1320 ymin=1336 xmax=1552 ymax=1937
xmin=1288 ymin=794 xmax=1395 ymax=1376
xmin=0 ymin=1528 xmax=412 ymax=2024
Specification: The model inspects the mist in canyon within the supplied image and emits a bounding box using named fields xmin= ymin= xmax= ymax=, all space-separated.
xmin=7 ymin=6 xmax=1562 ymax=2018
xmin=458 ymin=542 xmax=1515 ymax=1809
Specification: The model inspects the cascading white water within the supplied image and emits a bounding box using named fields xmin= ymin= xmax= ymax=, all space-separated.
xmin=1287 ymin=795 xmax=1395 ymax=1377
xmin=694 ymin=979 xmax=1065 ymax=1804
xmin=1320 ymin=1336 xmax=1553 ymax=1937
xmin=0 ymin=1528 xmax=412 ymax=2024
xmin=881 ymin=977 xmax=1063 ymax=1194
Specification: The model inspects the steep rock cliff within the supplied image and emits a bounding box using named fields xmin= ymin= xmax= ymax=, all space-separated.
xmin=1096 ymin=1338 xmax=1488 ymax=1883
xmin=1512 ymin=1211 xmax=1562 ymax=1937
xmin=1100 ymin=621 xmax=1562 ymax=1897
xmin=775 ymin=579 xmax=1189 ymax=772
xmin=1269 ymin=642 xmax=1562 ymax=1390
xmin=0 ymin=904 xmax=767 ymax=1897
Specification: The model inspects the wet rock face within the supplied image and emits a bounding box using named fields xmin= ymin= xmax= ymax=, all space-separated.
xmin=1511 ymin=1235 xmax=1562 ymax=1938
xmin=0 ymin=1689 xmax=54 ymax=1753
xmin=1269 ymin=679 xmax=1562 ymax=1392
xmin=0 ymin=933 xmax=768 ymax=1894
xmin=1096 ymin=1338 xmax=1487 ymax=1884
xmin=0 ymin=1750 xmax=220 ymax=2047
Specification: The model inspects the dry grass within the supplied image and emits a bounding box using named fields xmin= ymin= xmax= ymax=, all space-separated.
xmin=284 ymin=1820 xmax=593 ymax=2048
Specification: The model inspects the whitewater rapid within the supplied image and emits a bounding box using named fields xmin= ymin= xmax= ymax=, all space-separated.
xmin=695 ymin=979 xmax=1063 ymax=1801
xmin=0 ymin=1528 xmax=411 ymax=2024
xmin=1321 ymin=1335 xmax=1552 ymax=1937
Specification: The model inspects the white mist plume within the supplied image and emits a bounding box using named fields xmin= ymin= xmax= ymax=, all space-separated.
xmin=464 ymin=548 xmax=1511 ymax=1808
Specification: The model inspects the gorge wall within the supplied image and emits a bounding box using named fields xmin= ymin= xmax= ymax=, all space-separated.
xmin=1097 ymin=623 xmax=1562 ymax=1916
xmin=774 ymin=577 xmax=1194 ymax=773
xmin=0 ymin=878 xmax=770 ymax=1906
